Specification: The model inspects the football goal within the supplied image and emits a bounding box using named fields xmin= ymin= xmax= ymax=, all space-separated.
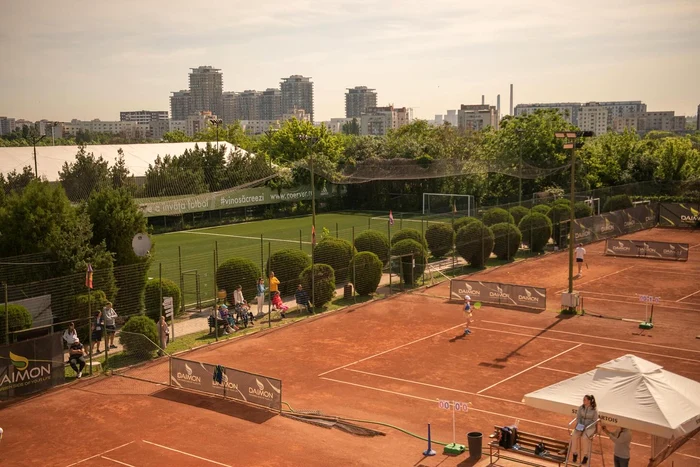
xmin=422 ymin=193 xmax=474 ymax=217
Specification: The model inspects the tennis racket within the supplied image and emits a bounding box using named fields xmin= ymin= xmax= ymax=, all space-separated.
xmin=473 ymin=302 xmax=482 ymax=309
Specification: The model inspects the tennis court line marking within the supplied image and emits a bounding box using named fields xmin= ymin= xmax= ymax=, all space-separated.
xmin=101 ymin=456 xmax=135 ymax=467
xmin=555 ymin=266 xmax=636 ymax=294
xmin=537 ymin=366 xmax=579 ymax=375
xmin=177 ymin=230 xmax=311 ymax=245
xmin=677 ymin=289 xmax=700 ymax=302
xmin=580 ymin=296 xmax=700 ymax=312
xmin=142 ymin=440 xmax=232 ymax=466
xmin=66 ymin=441 xmax=135 ymax=466
xmin=479 ymin=320 xmax=700 ymax=355
xmin=317 ymin=322 xmax=465 ymax=377
xmin=477 ymin=344 xmax=582 ymax=394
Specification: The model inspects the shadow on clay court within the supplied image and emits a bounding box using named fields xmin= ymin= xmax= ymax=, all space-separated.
xmin=492 ymin=315 xmax=571 ymax=364
xmin=152 ymin=387 xmax=277 ymax=424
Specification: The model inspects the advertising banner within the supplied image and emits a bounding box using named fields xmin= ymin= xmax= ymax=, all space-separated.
xmin=658 ymin=203 xmax=700 ymax=228
xmin=139 ymin=184 xmax=341 ymax=217
xmin=170 ymin=357 xmax=282 ymax=410
xmin=573 ymin=204 xmax=657 ymax=244
xmin=605 ymin=239 xmax=689 ymax=261
xmin=450 ymin=280 xmax=547 ymax=310
xmin=0 ymin=333 xmax=65 ymax=400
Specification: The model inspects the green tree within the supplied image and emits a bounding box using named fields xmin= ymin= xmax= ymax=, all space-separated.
xmin=162 ymin=130 xmax=190 ymax=142
xmin=455 ymin=221 xmax=494 ymax=267
xmin=354 ymin=230 xmax=390 ymax=265
xmin=59 ymin=145 xmax=111 ymax=201
xmin=110 ymin=149 xmax=138 ymax=194
xmin=491 ymin=223 xmax=522 ymax=261
xmin=653 ymin=137 xmax=700 ymax=182
xmin=518 ymin=213 xmax=552 ymax=253
xmin=119 ymin=315 xmax=159 ymax=356
xmin=0 ymin=305 xmax=32 ymax=344
xmin=341 ymin=118 xmax=360 ymax=136
xmin=425 ymin=223 xmax=455 ymax=258
xmin=313 ymin=237 xmax=356 ymax=281
xmin=0 ymin=166 xmax=35 ymax=195
xmin=350 ymin=252 xmax=383 ymax=295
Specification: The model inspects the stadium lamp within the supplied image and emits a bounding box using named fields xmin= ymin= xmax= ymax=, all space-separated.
xmin=209 ymin=118 xmax=224 ymax=152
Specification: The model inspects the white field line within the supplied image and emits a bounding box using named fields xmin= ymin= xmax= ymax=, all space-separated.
xmin=537 ymin=366 xmax=579 ymax=375
xmin=580 ymin=296 xmax=700 ymax=312
xmin=66 ymin=441 xmax=135 ymax=467
xmin=176 ymin=230 xmax=310 ymax=245
xmin=555 ymin=266 xmax=636 ymax=295
xmin=676 ymin=289 xmax=700 ymax=302
xmin=100 ymin=456 xmax=135 ymax=467
xmin=142 ymin=440 xmax=232 ymax=466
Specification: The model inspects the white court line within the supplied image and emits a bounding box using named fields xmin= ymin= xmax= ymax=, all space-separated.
xmin=538 ymin=366 xmax=579 ymax=375
xmin=66 ymin=441 xmax=135 ymax=467
xmin=677 ymin=289 xmax=700 ymax=302
xmin=479 ymin=320 xmax=700 ymax=355
xmin=555 ymin=266 xmax=636 ymax=294
xmin=177 ymin=230 xmax=311 ymax=245
xmin=317 ymin=323 xmax=465 ymax=377
xmin=477 ymin=344 xmax=582 ymax=394
xmin=142 ymin=440 xmax=232 ymax=466
xmin=101 ymin=456 xmax=135 ymax=467
xmin=581 ymin=296 xmax=700 ymax=312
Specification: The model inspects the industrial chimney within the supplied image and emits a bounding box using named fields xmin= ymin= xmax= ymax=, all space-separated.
xmin=510 ymin=84 xmax=514 ymax=116
xmin=497 ymin=94 xmax=501 ymax=117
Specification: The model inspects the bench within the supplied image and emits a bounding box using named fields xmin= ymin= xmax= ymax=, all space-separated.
xmin=489 ymin=425 xmax=569 ymax=467
xmin=208 ymin=315 xmax=229 ymax=334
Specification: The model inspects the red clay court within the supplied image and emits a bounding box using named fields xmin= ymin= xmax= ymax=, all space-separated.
xmin=1 ymin=228 xmax=699 ymax=467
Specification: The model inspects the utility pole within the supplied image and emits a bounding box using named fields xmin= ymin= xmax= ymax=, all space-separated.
xmin=515 ymin=128 xmax=524 ymax=205
xmin=27 ymin=130 xmax=46 ymax=178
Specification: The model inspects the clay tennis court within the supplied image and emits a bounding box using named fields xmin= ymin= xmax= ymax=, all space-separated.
xmin=1 ymin=228 xmax=699 ymax=466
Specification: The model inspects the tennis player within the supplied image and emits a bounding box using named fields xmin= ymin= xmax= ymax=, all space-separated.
xmin=575 ymin=243 xmax=586 ymax=277
xmin=463 ymin=295 xmax=473 ymax=336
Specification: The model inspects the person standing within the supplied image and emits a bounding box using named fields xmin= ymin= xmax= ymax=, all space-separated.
xmin=570 ymin=395 xmax=599 ymax=465
xmin=256 ymin=278 xmax=266 ymax=317
xmin=601 ymin=424 xmax=631 ymax=467
xmin=62 ymin=322 xmax=78 ymax=347
xmin=103 ymin=302 xmax=118 ymax=349
xmin=463 ymin=295 xmax=473 ymax=336
xmin=575 ymin=243 xmax=587 ymax=277
xmin=269 ymin=272 xmax=280 ymax=298
xmin=158 ymin=315 xmax=170 ymax=355
xmin=91 ymin=310 xmax=104 ymax=355
xmin=68 ymin=337 xmax=86 ymax=378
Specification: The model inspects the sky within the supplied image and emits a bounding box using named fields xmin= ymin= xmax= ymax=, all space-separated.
xmin=1 ymin=0 xmax=699 ymax=123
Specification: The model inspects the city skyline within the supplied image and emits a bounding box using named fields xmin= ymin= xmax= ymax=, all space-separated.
xmin=1 ymin=0 xmax=699 ymax=122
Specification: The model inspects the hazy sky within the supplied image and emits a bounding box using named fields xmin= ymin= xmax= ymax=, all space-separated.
xmin=2 ymin=0 xmax=699 ymax=122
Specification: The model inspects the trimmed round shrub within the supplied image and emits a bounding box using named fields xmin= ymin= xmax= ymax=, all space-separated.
xmin=603 ymin=194 xmax=633 ymax=212
xmin=482 ymin=207 xmax=514 ymax=226
xmin=425 ymin=223 xmax=454 ymax=258
xmin=453 ymin=216 xmax=480 ymax=233
xmin=518 ymin=213 xmax=553 ymax=253
xmin=491 ymin=223 xmax=522 ymax=261
xmin=266 ymin=248 xmax=311 ymax=296
xmin=0 ymin=305 xmax=32 ymax=343
xmin=119 ymin=315 xmax=159 ymax=355
xmin=313 ymin=237 xmax=356 ymax=281
xmin=391 ymin=228 xmax=427 ymax=249
xmin=355 ymin=230 xmax=390 ymax=265
xmin=391 ymin=239 xmax=427 ymax=285
xmin=350 ymin=252 xmax=383 ymax=296
xmin=144 ymin=278 xmax=182 ymax=323
xmin=299 ymin=264 xmax=336 ymax=309
xmin=551 ymin=198 xmax=571 ymax=209
xmin=216 ymin=257 xmax=262 ymax=303
xmin=509 ymin=206 xmax=530 ymax=226
xmin=456 ymin=221 xmax=495 ymax=267
xmin=531 ymin=204 xmax=551 ymax=216
xmin=574 ymin=201 xmax=593 ymax=219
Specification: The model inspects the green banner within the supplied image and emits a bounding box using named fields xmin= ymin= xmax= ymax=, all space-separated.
xmin=139 ymin=184 xmax=342 ymax=217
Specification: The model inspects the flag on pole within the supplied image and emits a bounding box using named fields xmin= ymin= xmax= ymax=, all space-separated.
xmin=311 ymin=225 xmax=316 ymax=247
xmin=389 ymin=210 xmax=394 ymax=226
xmin=85 ymin=264 xmax=93 ymax=289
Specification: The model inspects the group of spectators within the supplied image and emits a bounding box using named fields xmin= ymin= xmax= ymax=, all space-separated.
xmin=61 ymin=302 xmax=118 ymax=379
xmin=571 ymin=395 xmax=632 ymax=467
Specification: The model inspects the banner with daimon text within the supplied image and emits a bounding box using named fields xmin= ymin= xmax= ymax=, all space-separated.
xmin=573 ymin=204 xmax=657 ymax=244
xmin=0 ymin=333 xmax=65 ymax=400
xmin=170 ymin=357 xmax=282 ymax=410
xmin=450 ymin=280 xmax=547 ymax=310
xmin=605 ymin=239 xmax=689 ymax=261
xmin=658 ymin=203 xmax=700 ymax=228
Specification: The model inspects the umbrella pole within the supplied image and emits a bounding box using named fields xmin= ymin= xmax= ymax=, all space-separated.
xmin=598 ymin=433 xmax=606 ymax=467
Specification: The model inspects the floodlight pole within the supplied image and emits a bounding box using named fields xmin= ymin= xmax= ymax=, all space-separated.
xmin=568 ymin=142 xmax=576 ymax=297
xmin=515 ymin=128 xmax=524 ymax=205
xmin=210 ymin=118 xmax=223 ymax=153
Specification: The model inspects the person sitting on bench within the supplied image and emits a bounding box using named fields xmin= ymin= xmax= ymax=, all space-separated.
xmin=295 ymin=284 xmax=312 ymax=313
xmin=233 ymin=285 xmax=254 ymax=325
xmin=570 ymin=395 xmax=599 ymax=465
xmin=218 ymin=305 xmax=238 ymax=334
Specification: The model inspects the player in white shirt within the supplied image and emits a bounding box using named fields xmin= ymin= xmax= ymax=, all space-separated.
xmin=575 ymin=243 xmax=586 ymax=277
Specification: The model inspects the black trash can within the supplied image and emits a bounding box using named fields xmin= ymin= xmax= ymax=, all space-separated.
xmin=467 ymin=432 xmax=483 ymax=459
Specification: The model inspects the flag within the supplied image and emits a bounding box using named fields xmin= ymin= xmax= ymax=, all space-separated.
xmin=85 ymin=264 xmax=93 ymax=289
xmin=311 ymin=225 xmax=316 ymax=247
xmin=389 ymin=210 xmax=394 ymax=226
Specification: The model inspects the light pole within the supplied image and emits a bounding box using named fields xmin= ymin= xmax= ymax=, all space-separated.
xmin=27 ymin=130 xmax=46 ymax=178
xmin=515 ymin=127 xmax=524 ymax=205
xmin=51 ymin=122 xmax=59 ymax=146
xmin=209 ymin=118 xmax=223 ymax=153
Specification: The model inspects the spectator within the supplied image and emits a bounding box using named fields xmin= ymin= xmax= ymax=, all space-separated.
xmin=68 ymin=337 xmax=86 ymax=378
xmin=91 ymin=310 xmax=104 ymax=355
xmin=269 ymin=272 xmax=280 ymax=297
xmin=103 ymin=302 xmax=118 ymax=349
xmin=570 ymin=395 xmax=599 ymax=465
xmin=158 ymin=315 xmax=170 ymax=352
xmin=272 ymin=293 xmax=288 ymax=318
xmin=218 ymin=305 xmax=238 ymax=334
xmin=295 ymin=284 xmax=312 ymax=314
xmin=256 ymin=278 xmax=266 ymax=317
xmin=62 ymin=322 xmax=78 ymax=347
xmin=234 ymin=285 xmax=254 ymax=326
xmin=601 ymin=424 xmax=631 ymax=467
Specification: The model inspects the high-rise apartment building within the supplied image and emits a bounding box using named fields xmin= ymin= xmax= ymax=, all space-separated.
xmin=281 ymin=75 xmax=314 ymax=122
xmin=222 ymin=92 xmax=238 ymax=125
xmin=515 ymin=103 xmax=580 ymax=124
xmin=236 ymin=90 xmax=262 ymax=121
xmin=120 ymin=110 xmax=169 ymax=125
xmin=189 ymin=66 xmax=223 ymax=117
xmin=578 ymin=104 xmax=609 ymax=135
xmin=457 ymin=105 xmax=498 ymax=131
xmin=515 ymin=101 xmax=646 ymax=128
xmin=345 ymin=86 xmax=377 ymax=118
xmin=360 ymin=106 xmax=412 ymax=136
xmin=170 ymin=90 xmax=191 ymax=121
xmin=0 ymin=117 xmax=16 ymax=136
xmin=261 ymin=88 xmax=282 ymax=121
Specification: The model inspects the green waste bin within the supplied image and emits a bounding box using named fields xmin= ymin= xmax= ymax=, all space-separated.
xmin=467 ymin=432 xmax=482 ymax=459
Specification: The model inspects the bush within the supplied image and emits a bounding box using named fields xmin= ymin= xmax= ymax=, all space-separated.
xmin=119 ymin=315 xmax=159 ymax=355
xmin=531 ymin=204 xmax=551 ymax=216
xmin=574 ymin=201 xmax=593 ymax=219
xmin=391 ymin=239 xmax=427 ymax=285
xmin=551 ymin=198 xmax=571 ymax=209
xmin=509 ymin=206 xmax=530 ymax=226
xmin=491 ymin=223 xmax=522 ymax=261
xmin=425 ymin=223 xmax=454 ymax=258
xmin=216 ymin=257 xmax=261 ymax=303
xmin=453 ymin=216 xmax=480 ymax=233
xmin=548 ymin=204 xmax=572 ymax=247
xmin=518 ymin=213 xmax=552 ymax=253
xmin=299 ymin=264 xmax=336 ymax=308
xmin=603 ymin=194 xmax=633 ymax=212
xmin=266 ymin=249 xmax=311 ymax=296
xmin=391 ymin=228 xmax=427 ymax=249
xmin=0 ymin=305 xmax=32 ymax=343
xmin=313 ymin=237 xmax=356 ymax=281
xmin=456 ymin=221 xmax=494 ymax=267
xmin=354 ymin=230 xmax=390 ymax=265
xmin=482 ymin=208 xmax=514 ymax=226
xmin=144 ymin=278 xmax=182 ymax=323
xmin=351 ymin=252 xmax=383 ymax=296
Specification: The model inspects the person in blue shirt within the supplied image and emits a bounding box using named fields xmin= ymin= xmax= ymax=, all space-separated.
xmin=463 ymin=295 xmax=473 ymax=336
xmin=256 ymin=277 xmax=266 ymax=317
xmin=295 ymin=284 xmax=312 ymax=314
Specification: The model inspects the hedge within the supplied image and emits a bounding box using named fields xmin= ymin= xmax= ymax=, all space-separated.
xmin=266 ymin=249 xmax=311 ymax=296
xmin=313 ymin=237 xmax=356 ymax=281
xmin=518 ymin=213 xmax=552 ymax=253
xmin=531 ymin=204 xmax=551 ymax=216
xmin=603 ymin=194 xmax=633 ymax=212
xmin=574 ymin=201 xmax=593 ymax=219
xmin=391 ymin=228 xmax=428 ymax=249
xmin=350 ymin=252 xmax=383 ymax=296
xmin=299 ymin=264 xmax=336 ymax=308
xmin=456 ymin=221 xmax=494 ymax=267
xmin=482 ymin=207 xmax=514 ymax=226
xmin=119 ymin=315 xmax=159 ymax=356
xmin=551 ymin=198 xmax=571 ymax=209
xmin=354 ymin=230 xmax=390 ymax=265
xmin=216 ymin=257 xmax=262 ymax=303
xmin=508 ymin=206 xmax=530 ymax=226
xmin=453 ymin=216 xmax=480 ymax=233
xmin=390 ymin=239 xmax=426 ymax=285
xmin=425 ymin=223 xmax=454 ymax=258
xmin=0 ymin=304 xmax=32 ymax=343
xmin=144 ymin=278 xmax=182 ymax=322
xmin=491 ymin=223 xmax=522 ymax=261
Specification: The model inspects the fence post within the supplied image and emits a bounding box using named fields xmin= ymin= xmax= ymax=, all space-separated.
xmin=176 ymin=246 xmax=183 ymax=341
xmin=368 ymin=216 xmax=371 ymax=230
xmin=4 ymin=282 xmax=8 ymax=346
xmin=260 ymin=234 xmax=264 ymax=278
xmin=352 ymin=226 xmax=356 ymax=303
xmin=336 ymin=222 xmax=338 ymax=239
xmin=452 ymin=215 xmax=456 ymax=273
xmin=213 ymin=249 xmax=218 ymax=342
xmin=400 ymin=213 xmax=403 ymax=230
xmin=268 ymin=242 xmax=272 ymax=328
xmin=421 ymin=220 xmax=425 ymax=285
xmin=299 ymin=229 xmax=302 ymax=250
xmin=88 ymin=287 xmax=93 ymax=375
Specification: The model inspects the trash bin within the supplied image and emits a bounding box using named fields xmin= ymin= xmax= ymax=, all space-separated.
xmin=467 ymin=432 xmax=483 ymax=459
xmin=344 ymin=283 xmax=353 ymax=300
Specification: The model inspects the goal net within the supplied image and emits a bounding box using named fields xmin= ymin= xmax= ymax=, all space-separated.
xmin=423 ymin=193 xmax=474 ymax=216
